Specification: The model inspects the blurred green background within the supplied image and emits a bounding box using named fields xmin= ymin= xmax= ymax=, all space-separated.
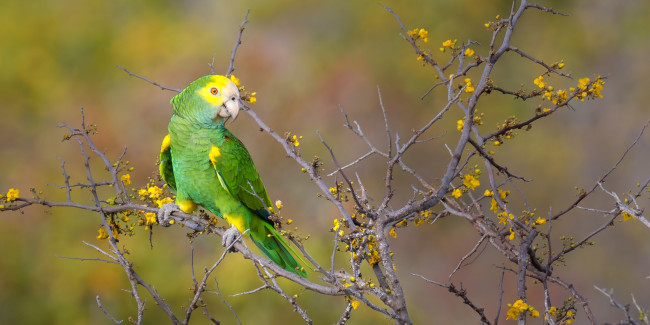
xmin=1 ymin=0 xmax=649 ymax=324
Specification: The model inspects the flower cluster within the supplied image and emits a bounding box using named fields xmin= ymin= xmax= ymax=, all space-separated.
xmin=492 ymin=116 xmax=522 ymax=148
xmin=407 ymin=28 xmax=429 ymax=43
xmin=6 ymin=188 xmax=19 ymax=202
xmin=450 ymin=168 xmax=481 ymax=199
xmin=332 ymin=218 xmax=344 ymax=237
xmin=0 ymin=188 xmax=20 ymax=209
xmin=120 ymin=173 xmax=131 ymax=185
xmin=229 ymin=74 xmax=257 ymax=104
xmin=328 ymin=181 xmax=350 ymax=202
xmin=506 ymin=299 xmax=540 ymax=320
xmin=439 ymin=39 xmax=458 ymax=52
xmin=572 ymin=76 xmax=604 ymax=101
xmin=464 ymin=78 xmax=475 ymax=93
xmin=284 ymin=132 xmax=303 ymax=149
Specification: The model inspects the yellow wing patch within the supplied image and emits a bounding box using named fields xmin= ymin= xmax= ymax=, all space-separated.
xmin=209 ymin=145 xmax=231 ymax=195
xmin=209 ymin=145 xmax=221 ymax=166
xmin=160 ymin=134 xmax=171 ymax=153
xmin=224 ymin=214 xmax=246 ymax=233
xmin=177 ymin=199 xmax=197 ymax=214
xmin=196 ymin=75 xmax=232 ymax=106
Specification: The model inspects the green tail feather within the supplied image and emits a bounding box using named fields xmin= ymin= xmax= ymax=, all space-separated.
xmin=250 ymin=223 xmax=308 ymax=277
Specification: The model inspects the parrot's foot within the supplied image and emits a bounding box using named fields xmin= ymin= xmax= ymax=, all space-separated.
xmin=157 ymin=202 xmax=180 ymax=227
xmin=222 ymin=226 xmax=242 ymax=251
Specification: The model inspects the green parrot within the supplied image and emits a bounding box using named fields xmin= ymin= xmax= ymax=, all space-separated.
xmin=157 ymin=75 xmax=307 ymax=277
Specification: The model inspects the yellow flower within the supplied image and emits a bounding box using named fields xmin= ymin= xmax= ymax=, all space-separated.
xmin=591 ymin=77 xmax=605 ymax=98
xmin=442 ymin=39 xmax=454 ymax=48
xmin=229 ymin=75 xmax=241 ymax=87
xmin=338 ymin=230 xmax=344 ymax=237
xmin=498 ymin=189 xmax=510 ymax=201
xmin=332 ymin=219 xmax=340 ymax=231
xmin=97 ymin=228 xmax=109 ymax=240
xmin=145 ymin=212 xmax=158 ymax=225
xmin=418 ymin=28 xmax=428 ymax=40
xmin=456 ymin=119 xmax=465 ymax=131
xmin=512 ymin=299 xmax=528 ymax=311
xmin=464 ymin=48 xmax=475 ymax=57
xmin=407 ymin=28 xmax=418 ymax=38
xmin=120 ymin=174 xmax=131 ymax=185
xmin=291 ymin=135 xmax=301 ymax=147
xmin=578 ymin=77 xmax=590 ymax=89
xmin=621 ymin=211 xmax=633 ymax=221
xmin=506 ymin=307 xmax=518 ymax=320
xmin=506 ymin=299 xmax=529 ymax=320
xmin=389 ymin=228 xmax=397 ymax=238
xmin=6 ymin=188 xmax=19 ymax=202
xmin=138 ymin=188 xmax=148 ymax=197
xmin=533 ymin=75 xmax=546 ymax=89
xmin=555 ymin=89 xmax=568 ymax=104
xmin=490 ymin=198 xmax=499 ymax=213
xmin=530 ymin=309 xmax=540 ymax=318
xmin=508 ymin=228 xmax=516 ymax=240
xmin=287 ymin=219 xmax=293 ymax=225
xmin=350 ymin=299 xmax=360 ymax=310
xmin=484 ymin=190 xmax=493 ymax=197
xmin=463 ymin=174 xmax=480 ymax=190
xmin=147 ymin=186 xmax=163 ymax=199
xmin=249 ymin=92 xmax=257 ymax=104
xmin=452 ymin=188 xmax=462 ymax=198
xmin=543 ymin=91 xmax=553 ymax=101
xmin=416 ymin=54 xmax=424 ymax=61
xmin=275 ymin=200 xmax=283 ymax=210
xmin=548 ymin=306 xmax=557 ymax=316
xmin=535 ymin=217 xmax=547 ymax=225
xmin=463 ymin=78 xmax=475 ymax=93
xmin=566 ymin=320 xmax=573 ymax=324
xmin=497 ymin=212 xmax=507 ymax=225
xmin=155 ymin=197 xmax=174 ymax=208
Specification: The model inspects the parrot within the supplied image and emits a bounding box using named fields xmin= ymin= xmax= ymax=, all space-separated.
xmin=157 ymin=75 xmax=307 ymax=277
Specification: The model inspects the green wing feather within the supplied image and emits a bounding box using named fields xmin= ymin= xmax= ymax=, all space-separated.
xmin=212 ymin=128 xmax=308 ymax=276
xmin=215 ymin=131 xmax=272 ymax=220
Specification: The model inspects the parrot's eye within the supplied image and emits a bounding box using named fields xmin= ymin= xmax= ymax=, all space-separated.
xmin=210 ymin=87 xmax=219 ymax=95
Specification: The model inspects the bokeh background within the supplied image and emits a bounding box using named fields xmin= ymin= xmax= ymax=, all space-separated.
xmin=1 ymin=0 xmax=649 ymax=324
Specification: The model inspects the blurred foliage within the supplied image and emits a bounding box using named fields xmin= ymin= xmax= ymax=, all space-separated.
xmin=0 ymin=0 xmax=649 ymax=324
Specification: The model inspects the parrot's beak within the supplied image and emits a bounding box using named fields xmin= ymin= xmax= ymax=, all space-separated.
xmin=223 ymin=98 xmax=241 ymax=123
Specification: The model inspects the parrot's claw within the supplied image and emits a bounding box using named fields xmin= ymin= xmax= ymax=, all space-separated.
xmin=157 ymin=202 xmax=180 ymax=227
xmin=222 ymin=226 xmax=242 ymax=251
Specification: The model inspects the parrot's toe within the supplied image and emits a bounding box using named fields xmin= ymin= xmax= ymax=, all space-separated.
xmin=222 ymin=226 xmax=241 ymax=251
xmin=157 ymin=202 xmax=180 ymax=227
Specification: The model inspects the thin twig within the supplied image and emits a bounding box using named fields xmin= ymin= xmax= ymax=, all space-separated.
xmin=226 ymin=10 xmax=250 ymax=76
xmin=115 ymin=65 xmax=181 ymax=92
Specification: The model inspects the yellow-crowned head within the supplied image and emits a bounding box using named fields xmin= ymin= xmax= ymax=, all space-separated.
xmin=170 ymin=75 xmax=241 ymax=125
